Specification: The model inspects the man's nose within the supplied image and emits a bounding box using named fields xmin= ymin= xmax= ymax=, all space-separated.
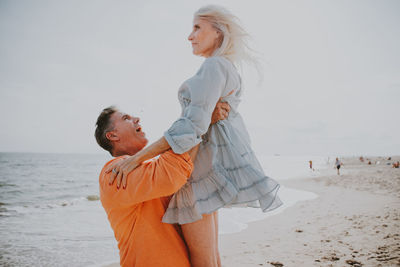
xmin=188 ymin=32 xmax=194 ymax=41
xmin=133 ymin=117 xmax=140 ymax=124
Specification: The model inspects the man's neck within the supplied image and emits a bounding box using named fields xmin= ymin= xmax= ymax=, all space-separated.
xmin=113 ymin=148 xmax=139 ymax=157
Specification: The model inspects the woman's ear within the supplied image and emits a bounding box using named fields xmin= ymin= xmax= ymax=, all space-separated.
xmin=216 ymin=31 xmax=223 ymax=47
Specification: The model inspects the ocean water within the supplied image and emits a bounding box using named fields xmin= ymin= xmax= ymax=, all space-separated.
xmin=0 ymin=152 xmax=327 ymax=267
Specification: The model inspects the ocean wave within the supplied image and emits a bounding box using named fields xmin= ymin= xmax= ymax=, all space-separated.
xmin=0 ymin=195 xmax=101 ymax=216
xmin=0 ymin=207 xmax=18 ymax=217
xmin=8 ymin=163 xmax=38 ymax=168
xmin=86 ymin=195 xmax=100 ymax=201
xmin=0 ymin=182 xmax=17 ymax=187
xmin=0 ymin=189 xmax=23 ymax=195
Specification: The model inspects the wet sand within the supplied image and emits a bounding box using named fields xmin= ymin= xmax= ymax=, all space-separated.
xmin=220 ymin=156 xmax=400 ymax=267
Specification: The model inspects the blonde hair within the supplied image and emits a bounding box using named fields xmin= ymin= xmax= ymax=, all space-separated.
xmin=194 ymin=5 xmax=261 ymax=72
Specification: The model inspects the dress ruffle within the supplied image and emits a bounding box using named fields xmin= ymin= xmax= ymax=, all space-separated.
xmin=162 ymin=163 xmax=281 ymax=224
xmin=162 ymin=120 xmax=283 ymax=225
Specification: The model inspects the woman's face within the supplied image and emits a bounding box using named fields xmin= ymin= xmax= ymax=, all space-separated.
xmin=188 ymin=17 xmax=220 ymax=57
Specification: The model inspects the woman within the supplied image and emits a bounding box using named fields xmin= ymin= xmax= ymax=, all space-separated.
xmin=107 ymin=5 xmax=282 ymax=266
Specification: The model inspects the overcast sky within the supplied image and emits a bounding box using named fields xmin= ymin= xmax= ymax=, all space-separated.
xmin=0 ymin=0 xmax=399 ymax=156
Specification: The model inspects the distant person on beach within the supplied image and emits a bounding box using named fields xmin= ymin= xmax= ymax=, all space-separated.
xmin=309 ymin=160 xmax=313 ymax=171
xmin=94 ymin=105 xmax=228 ymax=267
xmin=335 ymin=158 xmax=343 ymax=175
xmin=105 ymin=5 xmax=282 ymax=267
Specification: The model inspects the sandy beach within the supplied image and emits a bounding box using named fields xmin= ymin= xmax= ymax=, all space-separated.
xmin=105 ymin=156 xmax=400 ymax=267
xmin=220 ymin=156 xmax=400 ymax=267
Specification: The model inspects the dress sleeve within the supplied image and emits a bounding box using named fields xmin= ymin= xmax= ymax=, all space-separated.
xmin=164 ymin=57 xmax=227 ymax=154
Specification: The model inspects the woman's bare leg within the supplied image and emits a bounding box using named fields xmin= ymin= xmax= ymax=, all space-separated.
xmin=181 ymin=212 xmax=219 ymax=267
xmin=213 ymin=211 xmax=221 ymax=267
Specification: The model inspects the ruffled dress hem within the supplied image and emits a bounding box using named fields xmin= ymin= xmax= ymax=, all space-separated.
xmin=162 ymin=163 xmax=283 ymax=225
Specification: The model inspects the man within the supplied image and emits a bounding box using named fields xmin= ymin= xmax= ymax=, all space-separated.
xmin=335 ymin=157 xmax=343 ymax=175
xmin=95 ymin=103 xmax=229 ymax=267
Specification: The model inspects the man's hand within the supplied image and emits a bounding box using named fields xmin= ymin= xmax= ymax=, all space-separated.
xmin=211 ymin=101 xmax=231 ymax=124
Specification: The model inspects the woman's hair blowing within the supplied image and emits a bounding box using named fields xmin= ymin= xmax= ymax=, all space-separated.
xmin=194 ymin=5 xmax=260 ymax=70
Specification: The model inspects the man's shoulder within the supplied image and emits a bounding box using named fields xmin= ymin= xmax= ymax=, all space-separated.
xmin=99 ymin=156 xmax=159 ymax=183
xmin=99 ymin=157 xmax=126 ymax=185
xmin=100 ymin=157 xmax=122 ymax=174
xmin=99 ymin=151 xmax=191 ymax=184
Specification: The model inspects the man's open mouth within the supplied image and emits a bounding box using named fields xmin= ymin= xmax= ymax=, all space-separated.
xmin=136 ymin=127 xmax=142 ymax=132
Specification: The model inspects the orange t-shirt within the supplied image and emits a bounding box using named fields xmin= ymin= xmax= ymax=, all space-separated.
xmin=99 ymin=151 xmax=193 ymax=267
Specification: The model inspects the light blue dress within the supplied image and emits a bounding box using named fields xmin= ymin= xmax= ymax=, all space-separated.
xmin=163 ymin=56 xmax=282 ymax=224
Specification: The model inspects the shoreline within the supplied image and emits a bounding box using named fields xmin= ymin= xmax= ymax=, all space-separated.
xmin=103 ymin=156 xmax=400 ymax=267
xmin=218 ymin=185 xmax=318 ymax=235
xmin=220 ymin=156 xmax=400 ymax=267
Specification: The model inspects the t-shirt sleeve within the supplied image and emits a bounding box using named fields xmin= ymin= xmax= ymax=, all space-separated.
xmin=99 ymin=151 xmax=193 ymax=206
xmin=164 ymin=57 xmax=227 ymax=154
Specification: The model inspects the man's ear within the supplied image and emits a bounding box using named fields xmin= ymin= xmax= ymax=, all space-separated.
xmin=105 ymin=131 xmax=119 ymax=142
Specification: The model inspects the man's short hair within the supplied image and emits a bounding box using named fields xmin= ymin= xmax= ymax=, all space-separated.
xmin=95 ymin=106 xmax=117 ymax=155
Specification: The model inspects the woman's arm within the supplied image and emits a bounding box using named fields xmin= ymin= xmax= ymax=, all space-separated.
xmin=164 ymin=58 xmax=227 ymax=154
xmin=106 ymin=137 xmax=170 ymax=188
xmin=107 ymin=101 xmax=230 ymax=189
xmin=130 ymin=137 xmax=170 ymax=167
xmin=109 ymin=58 xmax=229 ymax=188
